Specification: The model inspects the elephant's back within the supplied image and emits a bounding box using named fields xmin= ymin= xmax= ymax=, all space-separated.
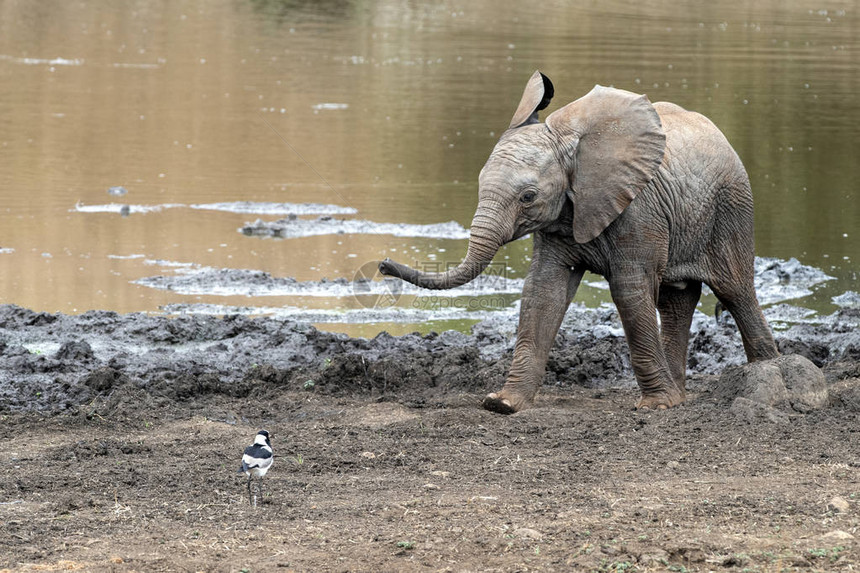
xmin=654 ymin=102 xmax=743 ymax=171
xmin=653 ymin=101 xmax=687 ymax=116
xmin=654 ymin=101 xmax=747 ymax=186
xmin=637 ymin=101 xmax=755 ymax=273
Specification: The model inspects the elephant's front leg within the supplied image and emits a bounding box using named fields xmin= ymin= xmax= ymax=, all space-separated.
xmin=483 ymin=255 xmax=582 ymax=414
xmin=609 ymin=269 xmax=683 ymax=409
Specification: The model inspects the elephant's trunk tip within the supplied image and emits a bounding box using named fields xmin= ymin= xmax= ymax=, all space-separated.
xmin=378 ymin=258 xmax=402 ymax=278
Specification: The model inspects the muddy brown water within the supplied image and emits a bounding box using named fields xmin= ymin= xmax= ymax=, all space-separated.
xmin=0 ymin=0 xmax=858 ymax=335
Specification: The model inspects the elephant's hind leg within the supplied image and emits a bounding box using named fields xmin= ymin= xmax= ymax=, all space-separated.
xmin=708 ymin=278 xmax=778 ymax=362
xmin=610 ymin=271 xmax=684 ymax=409
xmin=657 ymin=281 xmax=702 ymax=398
xmin=705 ymin=185 xmax=779 ymax=363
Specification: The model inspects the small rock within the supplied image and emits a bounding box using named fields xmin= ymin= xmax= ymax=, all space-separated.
xmin=827 ymin=496 xmax=851 ymax=513
xmin=514 ymin=528 xmax=542 ymax=540
xmin=107 ymin=186 xmax=128 ymax=196
xmin=423 ymin=483 xmax=440 ymax=490
xmin=667 ymin=461 xmax=680 ymax=469
xmin=718 ymin=361 xmax=787 ymax=405
xmin=820 ymin=530 xmax=855 ymax=542
xmin=717 ymin=355 xmax=828 ymax=413
xmin=359 ymin=451 xmax=376 ymax=459
xmin=430 ymin=470 xmax=450 ymax=478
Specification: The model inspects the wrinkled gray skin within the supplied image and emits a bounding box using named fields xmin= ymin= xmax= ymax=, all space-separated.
xmin=379 ymin=71 xmax=779 ymax=412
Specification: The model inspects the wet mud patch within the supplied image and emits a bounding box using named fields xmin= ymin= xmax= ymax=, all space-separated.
xmin=834 ymin=290 xmax=860 ymax=308
xmin=752 ymin=256 xmax=835 ymax=305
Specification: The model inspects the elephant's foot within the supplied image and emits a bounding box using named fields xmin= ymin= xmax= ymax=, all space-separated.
xmin=482 ymin=389 xmax=534 ymax=415
xmin=636 ymin=383 xmax=686 ymax=410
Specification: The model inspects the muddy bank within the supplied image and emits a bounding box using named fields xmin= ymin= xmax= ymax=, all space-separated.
xmin=134 ymin=267 xmax=524 ymax=298
xmin=123 ymin=256 xmax=845 ymax=343
xmin=133 ymin=256 xmax=833 ymax=316
xmin=1 ymin=300 xmax=858 ymax=415
xmin=239 ymin=215 xmax=470 ymax=239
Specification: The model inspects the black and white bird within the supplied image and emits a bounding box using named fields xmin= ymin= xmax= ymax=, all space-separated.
xmin=238 ymin=430 xmax=273 ymax=505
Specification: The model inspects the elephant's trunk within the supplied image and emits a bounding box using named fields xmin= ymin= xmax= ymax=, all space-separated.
xmin=378 ymin=213 xmax=506 ymax=290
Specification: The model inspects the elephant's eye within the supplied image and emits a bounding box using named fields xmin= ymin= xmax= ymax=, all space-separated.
xmin=519 ymin=191 xmax=537 ymax=204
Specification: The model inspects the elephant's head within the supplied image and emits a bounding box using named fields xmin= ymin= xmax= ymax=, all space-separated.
xmin=378 ymin=71 xmax=666 ymax=289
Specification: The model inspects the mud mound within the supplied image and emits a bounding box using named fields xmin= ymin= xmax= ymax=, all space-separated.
xmin=0 ymin=303 xmax=858 ymax=417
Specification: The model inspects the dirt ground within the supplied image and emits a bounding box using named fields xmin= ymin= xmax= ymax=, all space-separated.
xmin=0 ymin=305 xmax=858 ymax=572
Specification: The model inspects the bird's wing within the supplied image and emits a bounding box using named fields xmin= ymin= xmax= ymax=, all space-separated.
xmin=242 ymin=444 xmax=272 ymax=467
xmin=240 ymin=443 xmax=273 ymax=475
xmin=244 ymin=444 xmax=272 ymax=457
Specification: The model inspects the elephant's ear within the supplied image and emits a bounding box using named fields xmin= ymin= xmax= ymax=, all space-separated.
xmin=546 ymin=85 xmax=666 ymax=244
xmin=508 ymin=71 xmax=555 ymax=129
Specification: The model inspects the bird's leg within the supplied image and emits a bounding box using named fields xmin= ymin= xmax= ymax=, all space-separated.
xmin=251 ymin=477 xmax=260 ymax=508
xmin=247 ymin=475 xmax=253 ymax=506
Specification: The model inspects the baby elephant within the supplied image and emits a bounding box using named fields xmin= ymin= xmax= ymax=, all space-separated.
xmin=380 ymin=71 xmax=778 ymax=412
